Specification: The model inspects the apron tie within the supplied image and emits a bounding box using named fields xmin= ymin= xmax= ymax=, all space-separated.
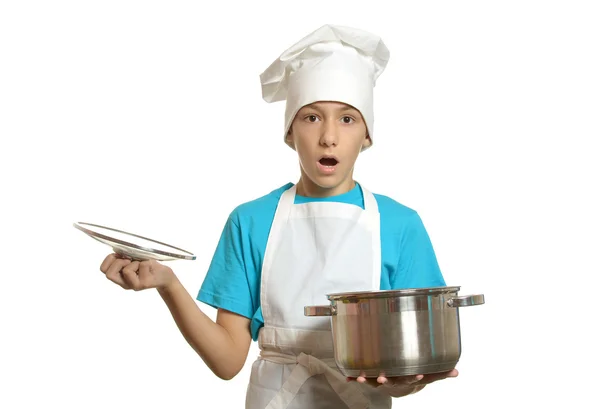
xmin=260 ymin=351 xmax=370 ymax=409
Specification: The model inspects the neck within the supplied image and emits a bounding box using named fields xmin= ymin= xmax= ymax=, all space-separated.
xmin=296 ymin=173 xmax=356 ymax=198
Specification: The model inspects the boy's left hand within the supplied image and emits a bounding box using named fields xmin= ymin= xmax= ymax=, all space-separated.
xmin=347 ymin=369 xmax=458 ymax=397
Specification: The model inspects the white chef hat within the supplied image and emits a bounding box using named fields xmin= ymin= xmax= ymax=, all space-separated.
xmin=260 ymin=24 xmax=390 ymax=151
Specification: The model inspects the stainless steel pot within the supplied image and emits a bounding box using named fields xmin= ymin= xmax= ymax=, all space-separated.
xmin=304 ymin=286 xmax=484 ymax=377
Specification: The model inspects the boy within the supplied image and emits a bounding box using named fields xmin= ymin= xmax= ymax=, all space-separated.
xmin=100 ymin=24 xmax=458 ymax=409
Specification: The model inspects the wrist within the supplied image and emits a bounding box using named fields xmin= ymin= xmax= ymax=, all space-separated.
xmin=157 ymin=270 xmax=180 ymax=294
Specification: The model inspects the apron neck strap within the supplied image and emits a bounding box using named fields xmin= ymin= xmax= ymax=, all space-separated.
xmin=357 ymin=183 xmax=379 ymax=213
xmin=284 ymin=182 xmax=379 ymax=213
xmin=276 ymin=184 xmax=297 ymax=218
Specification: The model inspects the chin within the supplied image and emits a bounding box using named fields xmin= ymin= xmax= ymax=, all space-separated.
xmin=307 ymin=174 xmax=349 ymax=190
xmin=299 ymin=161 xmax=353 ymax=193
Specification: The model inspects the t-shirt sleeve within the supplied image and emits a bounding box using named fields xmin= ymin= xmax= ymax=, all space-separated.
xmin=197 ymin=213 xmax=255 ymax=319
xmin=391 ymin=211 xmax=447 ymax=289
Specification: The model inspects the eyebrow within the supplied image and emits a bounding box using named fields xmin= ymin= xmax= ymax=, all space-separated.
xmin=302 ymin=103 xmax=360 ymax=114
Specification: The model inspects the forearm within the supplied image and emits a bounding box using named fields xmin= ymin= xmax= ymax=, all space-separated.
xmin=157 ymin=278 xmax=245 ymax=380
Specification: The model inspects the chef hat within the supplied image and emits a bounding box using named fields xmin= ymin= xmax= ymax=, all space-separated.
xmin=260 ymin=24 xmax=390 ymax=151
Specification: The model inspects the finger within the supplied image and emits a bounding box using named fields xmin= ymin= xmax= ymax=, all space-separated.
xmin=138 ymin=260 xmax=153 ymax=279
xmin=388 ymin=374 xmax=424 ymax=386
xmin=359 ymin=378 xmax=379 ymax=387
xmin=105 ymin=258 xmax=132 ymax=289
xmin=419 ymin=369 xmax=459 ymax=385
xmin=105 ymin=257 xmax=131 ymax=278
xmin=347 ymin=376 xmax=378 ymax=388
xmin=100 ymin=254 xmax=118 ymax=273
xmin=121 ymin=261 xmax=141 ymax=290
xmin=359 ymin=372 xmax=381 ymax=388
xmin=413 ymin=374 xmax=425 ymax=383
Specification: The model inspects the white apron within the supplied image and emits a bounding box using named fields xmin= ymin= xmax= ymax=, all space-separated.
xmin=245 ymin=184 xmax=392 ymax=409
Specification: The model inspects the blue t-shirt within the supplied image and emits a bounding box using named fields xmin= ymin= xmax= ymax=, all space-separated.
xmin=197 ymin=182 xmax=446 ymax=341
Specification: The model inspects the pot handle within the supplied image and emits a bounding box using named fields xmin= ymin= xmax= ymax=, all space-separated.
xmin=304 ymin=305 xmax=335 ymax=316
xmin=447 ymin=294 xmax=485 ymax=308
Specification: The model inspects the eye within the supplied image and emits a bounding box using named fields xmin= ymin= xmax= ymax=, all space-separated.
xmin=304 ymin=114 xmax=319 ymax=123
xmin=341 ymin=116 xmax=355 ymax=124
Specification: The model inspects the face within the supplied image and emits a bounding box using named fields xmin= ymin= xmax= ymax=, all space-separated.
xmin=286 ymin=101 xmax=371 ymax=197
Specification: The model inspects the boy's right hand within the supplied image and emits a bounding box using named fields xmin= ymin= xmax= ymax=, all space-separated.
xmin=99 ymin=253 xmax=177 ymax=291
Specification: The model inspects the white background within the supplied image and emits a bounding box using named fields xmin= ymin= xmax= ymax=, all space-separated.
xmin=1 ymin=0 xmax=598 ymax=407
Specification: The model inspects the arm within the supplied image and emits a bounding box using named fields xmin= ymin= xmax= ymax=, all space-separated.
xmin=158 ymin=278 xmax=251 ymax=380
xmin=100 ymin=213 xmax=257 ymax=380
xmin=101 ymin=255 xmax=251 ymax=380
xmin=392 ymin=211 xmax=446 ymax=288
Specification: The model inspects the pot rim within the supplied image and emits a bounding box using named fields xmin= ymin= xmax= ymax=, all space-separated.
xmin=326 ymin=285 xmax=461 ymax=301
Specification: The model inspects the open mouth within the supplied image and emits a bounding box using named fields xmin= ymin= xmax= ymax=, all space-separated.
xmin=318 ymin=157 xmax=339 ymax=167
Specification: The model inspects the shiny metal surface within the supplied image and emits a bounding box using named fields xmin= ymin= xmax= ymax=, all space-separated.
xmin=327 ymin=286 xmax=462 ymax=300
xmin=73 ymin=222 xmax=196 ymax=261
xmin=304 ymin=287 xmax=484 ymax=377
xmin=304 ymin=305 xmax=334 ymax=316
xmin=447 ymin=294 xmax=485 ymax=307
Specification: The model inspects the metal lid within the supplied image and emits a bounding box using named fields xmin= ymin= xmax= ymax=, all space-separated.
xmin=326 ymin=286 xmax=461 ymax=301
xmin=74 ymin=222 xmax=196 ymax=261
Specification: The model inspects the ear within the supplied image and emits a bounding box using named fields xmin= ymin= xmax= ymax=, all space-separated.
xmin=285 ymin=128 xmax=295 ymax=148
xmin=362 ymin=134 xmax=372 ymax=149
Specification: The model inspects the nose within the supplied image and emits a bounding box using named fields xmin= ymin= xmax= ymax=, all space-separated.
xmin=319 ymin=119 xmax=338 ymax=147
